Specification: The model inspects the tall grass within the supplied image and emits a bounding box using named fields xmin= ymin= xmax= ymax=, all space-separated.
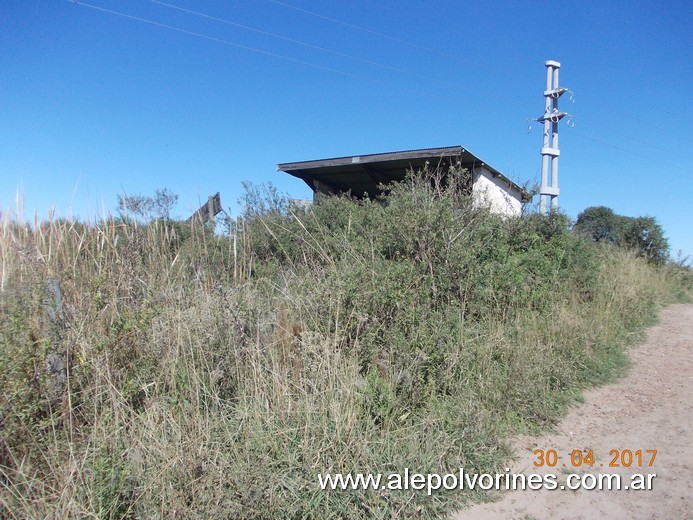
xmin=1 ymin=172 xmax=689 ymax=518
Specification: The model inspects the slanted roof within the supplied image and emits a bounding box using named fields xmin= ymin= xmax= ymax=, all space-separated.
xmin=277 ymin=145 xmax=530 ymax=201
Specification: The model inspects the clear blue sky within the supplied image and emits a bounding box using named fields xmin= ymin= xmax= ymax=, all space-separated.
xmin=2 ymin=0 xmax=691 ymax=258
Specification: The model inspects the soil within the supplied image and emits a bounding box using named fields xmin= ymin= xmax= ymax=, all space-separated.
xmin=452 ymin=304 xmax=693 ymax=520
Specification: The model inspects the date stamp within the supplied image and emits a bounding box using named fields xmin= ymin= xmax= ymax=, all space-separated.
xmin=533 ymin=449 xmax=657 ymax=468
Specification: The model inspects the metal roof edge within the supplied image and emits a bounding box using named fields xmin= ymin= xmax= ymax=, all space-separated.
xmin=277 ymin=145 xmax=532 ymax=202
xmin=277 ymin=145 xmax=463 ymax=171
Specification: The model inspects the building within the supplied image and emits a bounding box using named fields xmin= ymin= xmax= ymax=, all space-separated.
xmin=278 ymin=145 xmax=530 ymax=217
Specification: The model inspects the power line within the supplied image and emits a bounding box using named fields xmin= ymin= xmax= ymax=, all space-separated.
xmin=69 ymin=0 xmax=426 ymax=93
xmin=265 ymin=0 xmax=534 ymax=83
xmin=598 ymin=128 xmax=692 ymax=163
xmin=69 ymin=1 xmax=690 ymax=174
xmin=158 ymin=0 xmax=691 ymax=164
xmin=147 ymin=0 xmax=521 ymax=105
xmin=148 ymin=0 xmax=407 ymax=74
xmin=266 ymin=0 xmax=456 ymax=57
xmin=265 ymin=0 xmax=686 ymax=153
xmin=72 ymin=0 xmax=527 ymax=107
xmin=571 ymin=131 xmax=690 ymax=173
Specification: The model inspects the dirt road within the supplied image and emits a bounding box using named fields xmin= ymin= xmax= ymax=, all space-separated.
xmin=452 ymin=304 xmax=693 ymax=520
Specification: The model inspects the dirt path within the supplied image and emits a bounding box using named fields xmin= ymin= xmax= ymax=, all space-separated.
xmin=452 ymin=304 xmax=693 ymax=520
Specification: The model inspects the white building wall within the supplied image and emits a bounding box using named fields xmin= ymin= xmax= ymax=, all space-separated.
xmin=471 ymin=167 xmax=523 ymax=217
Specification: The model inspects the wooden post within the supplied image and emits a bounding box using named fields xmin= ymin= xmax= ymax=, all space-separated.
xmin=187 ymin=192 xmax=222 ymax=225
xmin=208 ymin=195 xmax=215 ymax=226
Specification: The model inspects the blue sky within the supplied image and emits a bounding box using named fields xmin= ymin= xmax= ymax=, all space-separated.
xmin=2 ymin=0 xmax=691 ymax=257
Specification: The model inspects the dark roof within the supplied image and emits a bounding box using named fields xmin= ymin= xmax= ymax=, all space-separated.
xmin=277 ymin=145 xmax=530 ymax=201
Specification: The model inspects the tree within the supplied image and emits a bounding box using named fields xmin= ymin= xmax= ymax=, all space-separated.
xmin=117 ymin=193 xmax=152 ymax=221
xmin=621 ymin=216 xmax=669 ymax=265
xmin=117 ymin=188 xmax=179 ymax=222
xmin=152 ymin=188 xmax=178 ymax=221
xmin=573 ymin=206 xmax=624 ymax=244
xmin=573 ymin=206 xmax=669 ymax=265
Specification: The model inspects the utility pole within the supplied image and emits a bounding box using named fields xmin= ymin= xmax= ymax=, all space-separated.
xmin=537 ymin=60 xmax=569 ymax=214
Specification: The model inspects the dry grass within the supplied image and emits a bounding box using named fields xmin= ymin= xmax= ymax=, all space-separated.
xmin=1 ymin=181 xmax=688 ymax=518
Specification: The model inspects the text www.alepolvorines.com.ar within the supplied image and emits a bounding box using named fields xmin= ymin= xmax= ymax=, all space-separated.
xmin=318 ymin=468 xmax=657 ymax=495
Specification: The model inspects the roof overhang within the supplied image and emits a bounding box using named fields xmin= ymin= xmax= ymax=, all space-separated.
xmin=278 ymin=146 xmax=531 ymax=201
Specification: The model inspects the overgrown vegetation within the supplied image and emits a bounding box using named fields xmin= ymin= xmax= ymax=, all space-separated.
xmin=1 ymin=169 xmax=690 ymax=518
